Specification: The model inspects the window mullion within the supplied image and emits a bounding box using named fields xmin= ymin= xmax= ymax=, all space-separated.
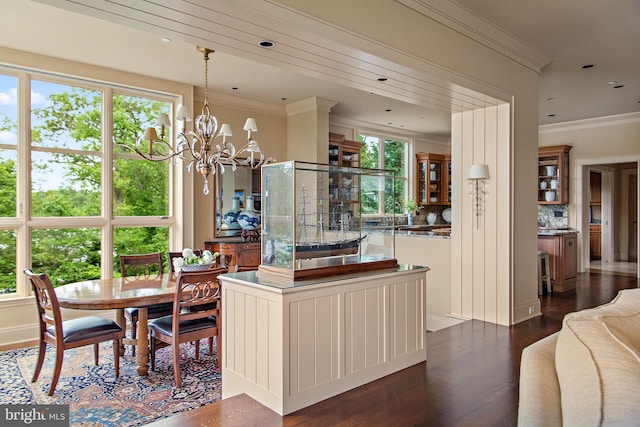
xmin=16 ymin=72 xmax=31 ymax=296
xmin=102 ymin=87 xmax=114 ymax=278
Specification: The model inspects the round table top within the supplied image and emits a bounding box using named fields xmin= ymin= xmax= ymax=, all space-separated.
xmin=55 ymin=274 xmax=177 ymax=310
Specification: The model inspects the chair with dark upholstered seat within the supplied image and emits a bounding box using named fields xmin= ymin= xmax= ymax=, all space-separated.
xmin=24 ymin=269 xmax=123 ymax=396
xmin=149 ymin=269 xmax=224 ymax=386
xmin=120 ymin=252 xmax=172 ymax=356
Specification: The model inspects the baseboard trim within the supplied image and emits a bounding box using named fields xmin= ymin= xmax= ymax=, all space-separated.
xmin=427 ymin=314 xmax=467 ymax=332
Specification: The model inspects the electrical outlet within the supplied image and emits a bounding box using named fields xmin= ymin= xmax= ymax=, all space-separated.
xmin=554 ymin=210 xmax=563 ymax=218
xmin=528 ymin=306 xmax=535 ymax=315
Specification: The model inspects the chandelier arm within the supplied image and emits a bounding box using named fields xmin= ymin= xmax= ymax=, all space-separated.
xmin=127 ymin=46 xmax=273 ymax=194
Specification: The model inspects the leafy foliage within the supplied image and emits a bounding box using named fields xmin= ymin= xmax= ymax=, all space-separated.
xmin=359 ymin=135 xmax=406 ymax=214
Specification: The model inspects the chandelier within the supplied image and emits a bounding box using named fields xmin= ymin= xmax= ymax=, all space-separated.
xmin=121 ymin=46 xmax=274 ymax=194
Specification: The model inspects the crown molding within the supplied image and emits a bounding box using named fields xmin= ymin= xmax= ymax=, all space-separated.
xmin=396 ymin=0 xmax=550 ymax=73
xmin=285 ymin=97 xmax=338 ymax=116
xmin=538 ymin=112 xmax=640 ymax=134
xmin=194 ymin=87 xmax=286 ymax=117
xmin=330 ymin=115 xmax=450 ymax=143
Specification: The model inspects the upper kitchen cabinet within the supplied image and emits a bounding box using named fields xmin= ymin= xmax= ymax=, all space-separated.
xmin=416 ymin=153 xmax=450 ymax=205
xmin=589 ymin=171 xmax=602 ymax=205
xmin=538 ymin=145 xmax=572 ymax=204
xmin=328 ymin=133 xmax=362 ymax=204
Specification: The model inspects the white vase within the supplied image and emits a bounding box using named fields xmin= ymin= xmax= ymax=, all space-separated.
xmin=238 ymin=195 xmax=261 ymax=230
xmin=427 ymin=212 xmax=437 ymax=225
xmin=550 ymin=180 xmax=558 ymax=189
xmin=222 ymin=196 xmax=242 ymax=229
xmin=545 ymin=191 xmax=555 ymax=202
xmin=546 ymin=166 xmax=556 ymax=177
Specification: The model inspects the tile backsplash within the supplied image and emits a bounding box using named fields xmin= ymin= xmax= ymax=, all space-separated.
xmin=538 ymin=204 xmax=568 ymax=229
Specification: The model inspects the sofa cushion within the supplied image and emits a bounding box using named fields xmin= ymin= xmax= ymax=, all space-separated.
xmin=555 ymin=311 xmax=640 ymax=426
xmin=563 ymin=288 xmax=640 ymax=323
xmin=517 ymin=332 xmax=562 ymax=427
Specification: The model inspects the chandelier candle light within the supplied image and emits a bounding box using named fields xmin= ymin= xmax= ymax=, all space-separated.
xmin=120 ymin=46 xmax=274 ymax=194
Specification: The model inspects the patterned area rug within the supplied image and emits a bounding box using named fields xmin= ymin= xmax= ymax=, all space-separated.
xmin=0 ymin=341 xmax=221 ymax=426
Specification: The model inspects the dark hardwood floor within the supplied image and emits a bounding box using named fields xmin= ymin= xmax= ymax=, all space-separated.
xmin=148 ymin=272 xmax=638 ymax=427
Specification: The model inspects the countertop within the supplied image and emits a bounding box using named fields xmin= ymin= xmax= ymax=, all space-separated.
xmin=537 ymin=228 xmax=579 ymax=236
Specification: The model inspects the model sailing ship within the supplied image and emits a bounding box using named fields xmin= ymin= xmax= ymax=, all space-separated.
xmin=295 ymin=184 xmax=366 ymax=260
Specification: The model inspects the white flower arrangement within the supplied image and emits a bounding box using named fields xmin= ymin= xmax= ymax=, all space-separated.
xmin=172 ymin=248 xmax=218 ymax=272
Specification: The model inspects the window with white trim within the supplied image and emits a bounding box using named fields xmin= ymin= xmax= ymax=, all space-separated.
xmin=0 ymin=67 xmax=176 ymax=296
xmin=357 ymin=132 xmax=409 ymax=214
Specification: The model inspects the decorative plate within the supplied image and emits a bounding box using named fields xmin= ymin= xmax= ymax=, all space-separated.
xmin=442 ymin=208 xmax=452 ymax=223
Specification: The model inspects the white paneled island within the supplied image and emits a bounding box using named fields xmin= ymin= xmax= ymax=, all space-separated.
xmin=219 ymin=265 xmax=429 ymax=415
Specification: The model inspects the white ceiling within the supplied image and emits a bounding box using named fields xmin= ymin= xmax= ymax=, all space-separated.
xmin=453 ymin=0 xmax=640 ymax=125
xmin=1 ymin=0 xmax=638 ymax=138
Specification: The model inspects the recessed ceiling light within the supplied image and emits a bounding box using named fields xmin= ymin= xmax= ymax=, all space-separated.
xmin=613 ymin=84 xmax=624 ymax=89
xmin=258 ymin=40 xmax=275 ymax=48
xmin=160 ymin=37 xmax=171 ymax=43
xmin=377 ymin=77 xmax=388 ymax=82
xmin=281 ymin=97 xmax=287 ymax=101
xmin=232 ymin=87 xmax=238 ymax=90
xmin=385 ymin=109 xmax=392 ymax=112
xmin=548 ymin=114 xmax=556 ymax=117
xmin=581 ymin=64 xmax=594 ymax=69
xmin=546 ymin=97 xmax=554 ymax=101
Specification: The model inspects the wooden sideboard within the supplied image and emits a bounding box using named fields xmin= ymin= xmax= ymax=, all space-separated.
xmin=204 ymin=239 xmax=261 ymax=268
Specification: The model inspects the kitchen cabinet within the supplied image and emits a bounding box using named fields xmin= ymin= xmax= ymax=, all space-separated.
xmin=590 ymin=171 xmax=602 ymax=205
xmin=328 ymin=133 xmax=362 ymax=203
xmin=590 ymin=224 xmax=601 ymax=260
xmin=205 ymin=239 xmax=261 ymax=268
xmin=416 ymin=153 xmax=450 ymax=205
xmin=328 ymin=133 xmax=363 ymax=229
xmin=538 ymin=145 xmax=572 ymax=204
xmin=537 ymin=232 xmax=578 ymax=292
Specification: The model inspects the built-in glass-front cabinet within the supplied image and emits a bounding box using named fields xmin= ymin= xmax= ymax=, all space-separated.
xmin=328 ymin=133 xmax=363 ymax=228
xmin=538 ymin=145 xmax=572 ymax=205
xmin=416 ymin=153 xmax=451 ymax=205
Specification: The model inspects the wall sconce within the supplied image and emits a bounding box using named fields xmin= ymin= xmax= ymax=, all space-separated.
xmin=468 ymin=164 xmax=490 ymax=229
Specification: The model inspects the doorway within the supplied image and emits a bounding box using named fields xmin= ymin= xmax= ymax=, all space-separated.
xmin=585 ymin=162 xmax=638 ymax=277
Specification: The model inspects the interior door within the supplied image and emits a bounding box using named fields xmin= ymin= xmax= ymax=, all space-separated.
xmin=630 ymin=172 xmax=637 ymax=262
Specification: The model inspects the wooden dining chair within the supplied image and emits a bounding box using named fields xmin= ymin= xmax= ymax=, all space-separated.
xmin=167 ymin=250 xmax=202 ymax=273
xmin=120 ymin=252 xmax=172 ymax=356
xmin=149 ymin=269 xmax=225 ymax=387
xmin=24 ymin=269 xmax=124 ymax=396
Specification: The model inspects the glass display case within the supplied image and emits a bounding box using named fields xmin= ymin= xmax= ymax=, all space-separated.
xmin=259 ymin=161 xmax=397 ymax=281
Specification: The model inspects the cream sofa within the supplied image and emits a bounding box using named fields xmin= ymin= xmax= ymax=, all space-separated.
xmin=518 ymin=288 xmax=640 ymax=426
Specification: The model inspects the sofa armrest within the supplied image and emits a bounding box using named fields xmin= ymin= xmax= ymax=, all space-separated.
xmin=517 ymin=332 xmax=562 ymax=427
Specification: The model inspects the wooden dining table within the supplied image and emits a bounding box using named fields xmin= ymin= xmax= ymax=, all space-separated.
xmin=55 ymin=274 xmax=177 ymax=376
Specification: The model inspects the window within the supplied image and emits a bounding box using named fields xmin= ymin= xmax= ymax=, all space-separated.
xmin=358 ymin=132 xmax=409 ymax=214
xmin=0 ymin=67 xmax=176 ymax=296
